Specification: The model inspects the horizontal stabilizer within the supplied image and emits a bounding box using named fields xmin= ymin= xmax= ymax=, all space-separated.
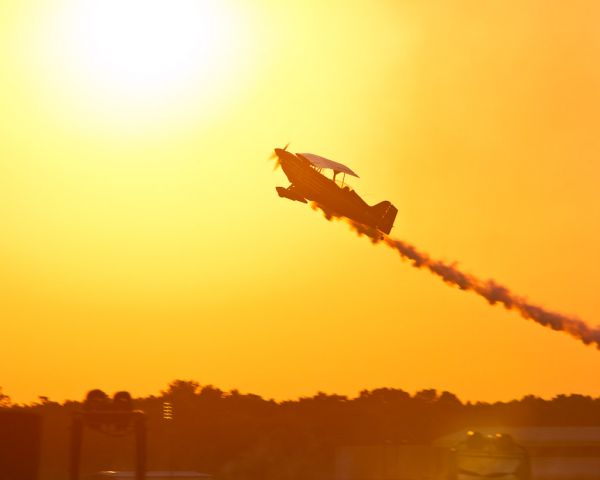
xmin=276 ymin=186 xmax=307 ymax=203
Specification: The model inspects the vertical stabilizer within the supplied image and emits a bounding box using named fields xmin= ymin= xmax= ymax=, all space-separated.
xmin=371 ymin=201 xmax=398 ymax=234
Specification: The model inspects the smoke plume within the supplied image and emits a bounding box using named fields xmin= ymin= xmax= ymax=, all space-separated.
xmin=310 ymin=203 xmax=600 ymax=348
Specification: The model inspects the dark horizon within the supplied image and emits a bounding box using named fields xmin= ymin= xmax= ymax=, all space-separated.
xmin=5 ymin=380 xmax=600 ymax=480
xmin=4 ymin=380 xmax=600 ymax=408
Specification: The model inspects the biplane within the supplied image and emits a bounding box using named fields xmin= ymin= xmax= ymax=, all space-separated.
xmin=271 ymin=146 xmax=398 ymax=235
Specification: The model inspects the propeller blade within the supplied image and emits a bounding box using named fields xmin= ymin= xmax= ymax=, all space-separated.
xmin=268 ymin=143 xmax=289 ymax=171
xmin=268 ymin=150 xmax=281 ymax=170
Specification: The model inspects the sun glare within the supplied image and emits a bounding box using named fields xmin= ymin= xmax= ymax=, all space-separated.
xmin=33 ymin=0 xmax=254 ymax=128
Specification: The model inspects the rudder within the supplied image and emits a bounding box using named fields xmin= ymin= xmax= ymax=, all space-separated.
xmin=371 ymin=201 xmax=398 ymax=235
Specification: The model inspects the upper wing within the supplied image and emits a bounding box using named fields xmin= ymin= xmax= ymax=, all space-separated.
xmin=298 ymin=153 xmax=359 ymax=178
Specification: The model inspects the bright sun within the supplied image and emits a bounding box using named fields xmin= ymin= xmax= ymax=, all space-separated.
xmin=35 ymin=0 xmax=252 ymax=126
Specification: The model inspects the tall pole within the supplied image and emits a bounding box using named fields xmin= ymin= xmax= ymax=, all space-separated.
xmin=162 ymin=401 xmax=174 ymax=474
xmin=69 ymin=415 xmax=83 ymax=480
xmin=134 ymin=413 xmax=147 ymax=480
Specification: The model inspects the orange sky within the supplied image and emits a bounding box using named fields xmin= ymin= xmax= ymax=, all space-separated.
xmin=1 ymin=0 xmax=599 ymax=404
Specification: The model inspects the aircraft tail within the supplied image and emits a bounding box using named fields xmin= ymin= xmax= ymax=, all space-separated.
xmin=371 ymin=201 xmax=398 ymax=235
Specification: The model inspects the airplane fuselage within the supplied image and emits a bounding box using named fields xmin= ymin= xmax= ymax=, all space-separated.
xmin=274 ymin=149 xmax=397 ymax=234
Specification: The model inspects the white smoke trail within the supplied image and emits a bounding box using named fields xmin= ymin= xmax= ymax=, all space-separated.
xmin=311 ymin=203 xmax=600 ymax=348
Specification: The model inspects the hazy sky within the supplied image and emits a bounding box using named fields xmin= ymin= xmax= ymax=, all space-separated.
xmin=1 ymin=0 xmax=599 ymax=404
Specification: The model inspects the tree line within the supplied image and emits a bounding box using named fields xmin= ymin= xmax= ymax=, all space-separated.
xmin=2 ymin=381 xmax=600 ymax=480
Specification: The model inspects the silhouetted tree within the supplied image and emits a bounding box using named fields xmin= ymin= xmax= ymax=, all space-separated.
xmin=14 ymin=381 xmax=600 ymax=480
xmin=0 ymin=387 xmax=11 ymax=407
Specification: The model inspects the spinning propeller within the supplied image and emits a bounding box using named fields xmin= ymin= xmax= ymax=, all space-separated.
xmin=269 ymin=143 xmax=290 ymax=170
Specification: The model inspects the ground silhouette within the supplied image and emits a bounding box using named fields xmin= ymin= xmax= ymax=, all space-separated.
xmin=2 ymin=381 xmax=600 ymax=480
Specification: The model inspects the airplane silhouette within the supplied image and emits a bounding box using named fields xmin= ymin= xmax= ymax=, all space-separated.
xmin=272 ymin=146 xmax=398 ymax=234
